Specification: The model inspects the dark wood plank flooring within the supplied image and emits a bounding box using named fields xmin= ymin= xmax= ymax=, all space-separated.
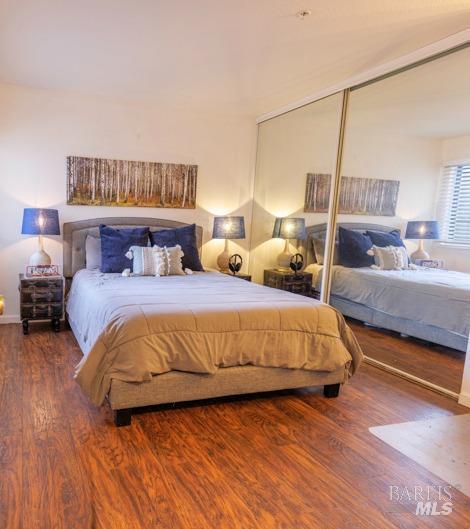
xmin=1 ymin=322 xmax=470 ymax=529
xmin=347 ymin=319 xmax=466 ymax=393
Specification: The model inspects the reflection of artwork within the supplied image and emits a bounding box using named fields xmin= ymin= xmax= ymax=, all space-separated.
xmin=67 ymin=156 xmax=197 ymax=208
xmin=304 ymin=173 xmax=399 ymax=216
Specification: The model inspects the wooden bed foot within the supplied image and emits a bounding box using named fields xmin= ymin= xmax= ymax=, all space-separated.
xmin=114 ymin=409 xmax=132 ymax=427
xmin=323 ymin=383 xmax=340 ymax=398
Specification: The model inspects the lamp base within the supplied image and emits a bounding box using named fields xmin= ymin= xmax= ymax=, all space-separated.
xmin=410 ymin=248 xmax=430 ymax=262
xmin=29 ymin=249 xmax=52 ymax=266
xmin=276 ymin=250 xmax=292 ymax=271
xmin=217 ymin=250 xmax=230 ymax=272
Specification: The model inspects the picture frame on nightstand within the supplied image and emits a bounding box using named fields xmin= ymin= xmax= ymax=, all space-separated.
xmin=414 ymin=258 xmax=445 ymax=269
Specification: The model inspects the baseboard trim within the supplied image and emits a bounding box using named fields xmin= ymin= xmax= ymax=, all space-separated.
xmin=458 ymin=392 xmax=470 ymax=408
xmin=0 ymin=315 xmax=20 ymax=324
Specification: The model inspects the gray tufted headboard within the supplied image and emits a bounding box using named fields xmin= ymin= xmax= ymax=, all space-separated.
xmin=302 ymin=222 xmax=401 ymax=264
xmin=63 ymin=217 xmax=203 ymax=279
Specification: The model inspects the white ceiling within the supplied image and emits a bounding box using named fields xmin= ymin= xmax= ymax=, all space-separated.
xmin=1 ymin=0 xmax=470 ymax=115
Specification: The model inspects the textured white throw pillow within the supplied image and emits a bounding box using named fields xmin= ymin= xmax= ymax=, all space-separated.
xmin=126 ymin=246 xmax=158 ymax=276
xmin=369 ymin=245 xmax=412 ymax=270
xmin=153 ymin=245 xmax=185 ymax=276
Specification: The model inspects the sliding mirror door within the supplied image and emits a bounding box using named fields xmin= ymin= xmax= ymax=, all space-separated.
xmin=250 ymin=93 xmax=343 ymax=299
xmin=332 ymin=45 xmax=470 ymax=395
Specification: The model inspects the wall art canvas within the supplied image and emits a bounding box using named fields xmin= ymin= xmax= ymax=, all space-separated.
xmin=67 ymin=156 xmax=197 ymax=208
xmin=304 ymin=173 xmax=400 ymax=216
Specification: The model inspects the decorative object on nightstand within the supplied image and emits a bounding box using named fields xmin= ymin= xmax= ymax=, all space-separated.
xmin=21 ymin=208 xmax=60 ymax=266
xmin=228 ymin=253 xmax=243 ymax=275
xmin=19 ymin=273 xmax=63 ymax=334
xmin=212 ymin=216 xmax=245 ymax=272
xmin=414 ymin=258 xmax=445 ymax=269
xmin=405 ymin=220 xmax=439 ymax=262
xmin=272 ymin=217 xmax=306 ymax=270
xmin=264 ymin=269 xmax=313 ymax=296
xmin=289 ymin=253 xmax=304 ymax=278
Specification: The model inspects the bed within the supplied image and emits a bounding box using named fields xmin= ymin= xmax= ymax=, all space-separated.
xmin=304 ymin=222 xmax=470 ymax=353
xmin=64 ymin=217 xmax=363 ymax=426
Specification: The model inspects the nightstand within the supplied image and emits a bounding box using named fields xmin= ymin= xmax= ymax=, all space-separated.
xmin=264 ymin=269 xmax=313 ymax=296
xmin=222 ymin=272 xmax=252 ymax=282
xmin=19 ymin=274 xmax=64 ymax=334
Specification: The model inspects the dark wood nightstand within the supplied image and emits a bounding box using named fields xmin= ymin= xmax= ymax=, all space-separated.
xmin=264 ymin=269 xmax=313 ymax=296
xmin=222 ymin=272 xmax=252 ymax=282
xmin=19 ymin=274 xmax=64 ymax=334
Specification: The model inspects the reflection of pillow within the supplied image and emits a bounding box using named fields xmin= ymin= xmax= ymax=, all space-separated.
xmin=312 ymin=238 xmax=340 ymax=265
xmin=338 ymin=227 xmax=374 ymax=268
xmin=150 ymin=224 xmax=203 ymax=271
xmin=126 ymin=246 xmax=158 ymax=276
xmin=85 ymin=235 xmax=101 ymax=270
xmin=153 ymin=245 xmax=185 ymax=276
xmin=99 ymin=225 xmax=149 ymax=273
xmin=369 ymin=245 xmax=412 ymax=270
xmin=366 ymin=229 xmax=404 ymax=248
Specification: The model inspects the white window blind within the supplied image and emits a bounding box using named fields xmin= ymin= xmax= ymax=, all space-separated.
xmin=437 ymin=164 xmax=470 ymax=245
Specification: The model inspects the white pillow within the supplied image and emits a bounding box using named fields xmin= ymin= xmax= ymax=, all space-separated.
xmin=369 ymin=245 xmax=413 ymax=270
xmin=126 ymin=246 xmax=158 ymax=276
xmin=85 ymin=235 xmax=101 ymax=270
xmin=153 ymin=245 xmax=185 ymax=276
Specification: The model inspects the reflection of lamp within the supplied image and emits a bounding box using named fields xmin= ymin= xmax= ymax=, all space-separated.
xmin=272 ymin=217 xmax=306 ymax=270
xmin=21 ymin=208 xmax=60 ymax=265
xmin=212 ymin=216 xmax=245 ymax=271
xmin=405 ymin=220 xmax=440 ymax=261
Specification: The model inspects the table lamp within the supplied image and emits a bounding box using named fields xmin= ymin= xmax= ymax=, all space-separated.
xmin=21 ymin=208 xmax=60 ymax=265
xmin=272 ymin=217 xmax=306 ymax=270
xmin=212 ymin=216 xmax=245 ymax=271
xmin=405 ymin=220 xmax=439 ymax=261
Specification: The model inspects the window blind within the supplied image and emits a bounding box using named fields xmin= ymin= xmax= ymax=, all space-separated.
xmin=437 ymin=164 xmax=470 ymax=245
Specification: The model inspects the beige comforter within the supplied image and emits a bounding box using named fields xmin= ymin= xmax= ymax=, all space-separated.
xmin=68 ymin=270 xmax=363 ymax=405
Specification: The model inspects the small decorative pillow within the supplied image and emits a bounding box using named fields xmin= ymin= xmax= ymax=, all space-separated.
xmin=153 ymin=245 xmax=186 ymax=276
xmin=126 ymin=246 xmax=158 ymax=276
xmin=85 ymin=235 xmax=101 ymax=270
xmin=369 ymin=245 xmax=412 ymax=270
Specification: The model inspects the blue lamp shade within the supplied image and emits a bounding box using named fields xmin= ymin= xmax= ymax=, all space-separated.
xmin=212 ymin=216 xmax=245 ymax=239
xmin=272 ymin=217 xmax=306 ymax=240
xmin=21 ymin=208 xmax=60 ymax=236
xmin=405 ymin=220 xmax=439 ymax=240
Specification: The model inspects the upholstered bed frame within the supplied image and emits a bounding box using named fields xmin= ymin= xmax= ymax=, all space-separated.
xmin=304 ymin=222 xmax=468 ymax=353
xmin=63 ymin=217 xmax=345 ymax=426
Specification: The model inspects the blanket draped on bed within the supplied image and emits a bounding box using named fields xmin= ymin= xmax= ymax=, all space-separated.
xmin=68 ymin=271 xmax=363 ymax=405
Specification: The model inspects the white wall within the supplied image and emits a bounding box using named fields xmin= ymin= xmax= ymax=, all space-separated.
xmin=0 ymin=83 xmax=257 ymax=320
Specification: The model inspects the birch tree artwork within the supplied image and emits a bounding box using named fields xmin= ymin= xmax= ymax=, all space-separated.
xmin=67 ymin=156 xmax=197 ymax=208
xmin=304 ymin=173 xmax=399 ymax=216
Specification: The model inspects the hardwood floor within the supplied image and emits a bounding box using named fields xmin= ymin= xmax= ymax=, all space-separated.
xmin=348 ymin=318 xmax=466 ymax=394
xmin=1 ymin=322 xmax=470 ymax=529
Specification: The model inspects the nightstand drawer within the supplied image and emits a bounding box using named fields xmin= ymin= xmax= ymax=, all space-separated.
xmin=23 ymin=278 xmax=63 ymax=289
xmin=21 ymin=303 xmax=63 ymax=319
xmin=21 ymin=287 xmax=62 ymax=304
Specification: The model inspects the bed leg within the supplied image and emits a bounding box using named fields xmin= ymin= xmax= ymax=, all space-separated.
xmin=114 ymin=408 xmax=132 ymax=427
xmin=323 ymin=383 xmax=340 ymax=398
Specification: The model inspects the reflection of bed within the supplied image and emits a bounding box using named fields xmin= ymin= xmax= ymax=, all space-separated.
xmin=64 ymin=217 xmax=363 ymax=426
xmin=305 ymin=223 xmax=470 ymax=352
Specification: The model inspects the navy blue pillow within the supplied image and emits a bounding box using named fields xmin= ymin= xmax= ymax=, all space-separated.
xmin=338 ymin=227 xmax=374 ymax=268
xmin=366 ymin=229 xmax=404 ymax=248
xmin=150 ymin=223 xmax=203 ymax=271
xmin=99 ymin=225 xmax=149 ymax=273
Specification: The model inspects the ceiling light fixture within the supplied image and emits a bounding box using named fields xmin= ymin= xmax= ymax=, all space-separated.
xmin=296 ymin=9 xmax=311 ymax=19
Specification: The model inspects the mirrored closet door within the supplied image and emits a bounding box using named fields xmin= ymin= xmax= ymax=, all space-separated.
xmin=249 ymin=92 xmax=343 ymax=300
xmin=331 ymin=45 xmax=470 ymax=395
